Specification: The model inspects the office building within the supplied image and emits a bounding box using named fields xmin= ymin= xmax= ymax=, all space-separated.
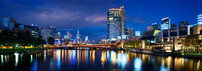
xmin=48 ymin=26 xmax=56 ymax=38
xmin=126 ymin=28 xmax=134 ymax=39
xmin=135 ymin=31 xmax=141 ymax=37
xmin=66 ymin=31 xmax=72 ymax=40
xmin=152 ymin=23 xmax=160 ymax=30
xmin=2 ymin=17 xmax=16 ymax=30
xmin=3 ymin=18 xmax=9 ymax=27
xmin=76 ymin=30 xmax=81 ymax=43
xmin=107 ymin=6 xmax=125 ymax=40
xmin=179 ymin=21 xmax=190 ymax=27
xmin=161 ymin=17 xmax=170 ymax=30
xmin=170 ymin=24 xmax=177 ymax=28
xmin=25 ymin=24 xmax=40 ymax=38
xmin=40 ymin=28 xmax=47 ymax=40
xmin=147 ymin=26 xmax=153 ymax=31
xmin=85 ymin=36 xmax=88 ymax=42
xmin=198 ymin=14 xmax=202 ymax=24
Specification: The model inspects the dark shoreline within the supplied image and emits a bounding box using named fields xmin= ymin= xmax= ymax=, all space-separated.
xmin=0 ymin=48 xmax=50 ymax=54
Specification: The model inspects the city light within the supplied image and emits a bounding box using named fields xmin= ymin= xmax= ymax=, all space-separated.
xmin=14 ymin=53 xmax=19 ymax=66
xmin=0 ymin=0 xmax=201 ymax=71
xmin=134 ymin=58 xmax=142 ymax=71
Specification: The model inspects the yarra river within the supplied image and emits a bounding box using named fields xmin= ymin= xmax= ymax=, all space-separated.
xmin=0 ymin=49 xmax=201 ymax=71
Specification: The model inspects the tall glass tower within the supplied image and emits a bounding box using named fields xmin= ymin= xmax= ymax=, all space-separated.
xmin=107 ymin=6 xmax=125 ymax=40
xmin=76 ymin=30 xmax=81 ymax=43
xmin=198 ymin=14 xmax=202 ymax=24
xmin=161 ymin=17 xmax=170 ymax=31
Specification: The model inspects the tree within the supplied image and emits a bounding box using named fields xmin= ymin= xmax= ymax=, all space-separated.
xmin=48 ymin=37 xmax=55 ymax=45
xmin=181 ymin=39 xmax=189 ymax=52
xmin=182 ymin=35 xmax=201 ymax=53
xmin=123 ymin=40 xmax=141 ymax=49
xmin=0 ymin=30 xmax=46 ymax=48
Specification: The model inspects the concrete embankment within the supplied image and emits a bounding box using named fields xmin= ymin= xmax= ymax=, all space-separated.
xmin=123 ymin=49 xmax=202 ymax=59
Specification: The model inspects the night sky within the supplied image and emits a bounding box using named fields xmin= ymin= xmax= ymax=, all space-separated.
xmin=0 ymin=0 xmax=202 ymax=41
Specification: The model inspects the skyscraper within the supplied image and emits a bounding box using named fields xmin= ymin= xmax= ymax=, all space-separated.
xmin=161 ymin=17 xmax=170 ymax=30
xmin=170 ymin=24 xmax=177 ymax=28
xmin=135 ymin=31 xmax=141 ymax=37
xmin=179 ymin=21 xmax=190 ymax=27
xmin=40 ymin=28 xmax=47 ymax=40
xmin=197 ymin=14 xmax=202 ymax=24
xmin=85 ymin=36 xmax=88 ymax=42
xmin=107 ymin=6 xmax=125 ymax=40
xmin=76 ymin=30 xmax=81 ymax=43
xmin=48 ymin=26 xmax=56 ymax=38
xmin=3 ymin=18 xmax=9 ymax=27
xmin=152 ymin=22 xmax=160 ymax=30
xmin=66 ymin=31 xmax=72 ymax=40
xmin=3 ymin=17 xmax=16 ymax=30
xmin=147 ymin=26 xmax=153 ymax=31
xmin=126 ymin=28 xmax=134 ymax=39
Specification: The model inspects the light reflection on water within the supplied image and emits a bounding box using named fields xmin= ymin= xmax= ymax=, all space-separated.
xmin=0 ymin=49 xmax=201 ymax=71
xmin=14 ymin=53 xmax=19 ymax=66
xmin=134 ymin=58 xmax=142 ymax=71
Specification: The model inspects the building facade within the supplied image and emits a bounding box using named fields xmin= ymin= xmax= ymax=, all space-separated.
xmin=126 ymin=28 xmax=134 ymax=40
xmin=161 ymin=17 xmax=170 ymax=31
xmin=107 ymin=6 xmax=126 ymax=40
xmin=198 ymin=14 xmax=202 ymax=24
xmin=76 ymin=30 xmax=81 ymax=43
xmin=48 ymin=26 xmax=56 ymax=38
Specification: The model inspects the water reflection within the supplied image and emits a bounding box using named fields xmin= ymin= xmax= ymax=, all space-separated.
xmin=101 ymin=51 xmax=106 ymax=67
xmin=1 ymin=55 xmax=3 ymax=64
xmin=31 ymin=59 xmax=38 ymax=71
xmin=14 ymin=53 xmax=19 ymax=66
xmin=0 ymin=49 xmax=201 ymax=71
xmin=117 ymin=53 xmax=128 ymax=69
xmin=31 ymin=54 xmax=33 ymax=63
xmin=56 ymin=50 xmax=61 ymax=69
xmin=134 ymin=58 xmax=142 ymax=71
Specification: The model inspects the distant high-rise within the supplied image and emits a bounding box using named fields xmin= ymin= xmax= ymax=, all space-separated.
xmin=161 ymin=17 xmax=170 ymax=30
xmin=147 ymin=26 xmax=153 ymax=31
xmin=66 ymin=31 xmax=72 ymax=40
xmin=170 ymin=24 xmax=177 ymax=28
xmin=135 ymin=31 xmax=141 ymax=37
xmin=76 ymin=30 xmax=81 ymax=43
xmin=107 ymin=6 xmax=125 ymax=40
xmin=48 ymin=26 xmax=56 ymax=38
xmin=85 ymin=36 xmax=88 ymax=42
xmin=179 ymin=21 xmax=190 ymax=27
xmin=40 ymin=28 xmax=47 ymax=41
xmin=152 ymin=23 xmax=160 ymax=30
xmin=197 ymin=14 xmax=202 ymax=24
xmin=3 ymin=18 xmax=9 ymax=27
xmin=126 ymin=28 xmax=134 ymax=39
xmin=3 ymin=17 xmax=16 ymax=30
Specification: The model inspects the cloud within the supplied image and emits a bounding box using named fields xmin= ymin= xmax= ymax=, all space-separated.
xmin=85 ymin=15 xmax=106 ymax=23
xmin=134 ymin=17 xmax=152 ymax=24
xmin=0 ymin=0 xmax=120 ymax=41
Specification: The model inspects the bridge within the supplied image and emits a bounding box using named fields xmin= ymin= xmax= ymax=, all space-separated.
xmin=51 ymin=43 xmax=118 ymax=49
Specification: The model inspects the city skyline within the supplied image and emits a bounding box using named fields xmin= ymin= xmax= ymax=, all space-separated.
xmin=1 ymin=0 xmax=202 ymax=41
xmin=0 ymin=1 xmax=201 ymax=71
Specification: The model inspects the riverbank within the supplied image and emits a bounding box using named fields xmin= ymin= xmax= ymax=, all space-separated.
xmin=0 ymin=48 xmax=51 ymax=54
xmin=122 ymin=48 xmax=202 ymax=59
xmin=1 ymin=47 xmax=202 ymax=59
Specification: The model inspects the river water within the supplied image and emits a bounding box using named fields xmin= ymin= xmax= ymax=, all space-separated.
xmin=0 ymin=49 xmax=201 ymax=71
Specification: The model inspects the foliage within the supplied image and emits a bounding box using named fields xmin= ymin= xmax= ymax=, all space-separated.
xmin=124 ymin=40 xmax=141 ymax=49
xmin=0 ymin=30 xmax=45 ymax=48
xmin=181 ymin=35 xmax=201 ymax=53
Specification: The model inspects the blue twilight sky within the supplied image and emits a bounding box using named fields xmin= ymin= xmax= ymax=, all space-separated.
xmin=0 ymin=0 xmax=202 ymax=41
